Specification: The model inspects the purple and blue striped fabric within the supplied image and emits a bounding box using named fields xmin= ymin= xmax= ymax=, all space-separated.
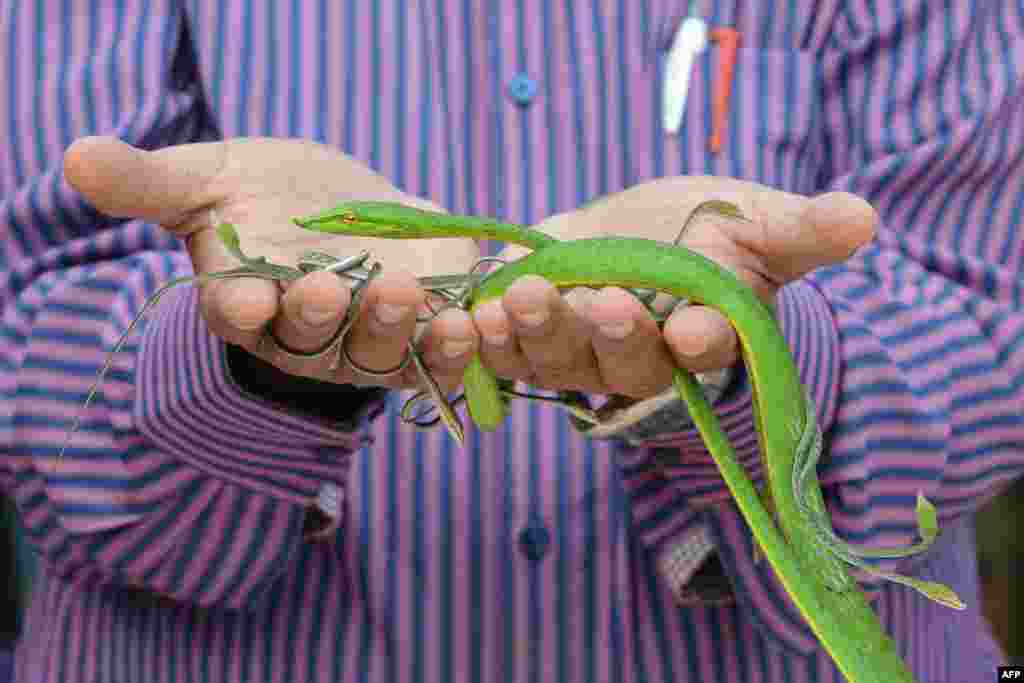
xmin=1 ymin=1 xmax=1022 ymax=681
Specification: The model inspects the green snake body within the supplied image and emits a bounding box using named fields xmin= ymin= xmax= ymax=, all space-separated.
xmin=295 ymin=201 xmax=964 ymax=683
xmin=464 ymin=237 xmax=911 ymax=681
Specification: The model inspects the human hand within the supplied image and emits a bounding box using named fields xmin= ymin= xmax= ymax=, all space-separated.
xmin=471 ymin=176 xmax=876 ymax=398
xmin=63 ymin=136 xmax=480 ymax=391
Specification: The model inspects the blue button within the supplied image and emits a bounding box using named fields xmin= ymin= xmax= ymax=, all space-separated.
xmin=507 ymin=73 xmax=538 ymax=106
xmin=518 ymin=524 xmax=551 ymax=561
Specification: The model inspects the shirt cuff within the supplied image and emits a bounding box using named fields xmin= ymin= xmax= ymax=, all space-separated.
xmin=656 ymin=524 xmax=734 ymax=606
xmin=133 ymin=286 xmax=386 ymax=505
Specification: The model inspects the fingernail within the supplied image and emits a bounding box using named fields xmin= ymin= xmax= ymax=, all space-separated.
xmin=676 ymin=335 xmax=708 ymax=357
xmin=301 ymin=304 xmax=336 ymax=327
xmin=483 ymin=330 xmax=509 ymax=347
xmin=375 ymin=303 xmax=410 ymax=325
xmin=222 ymin=285 xmax=264 ymax=330
xmin=442 ymin=339 xmax=474 ymax=359
xmin=598 ymin=319 xmax=634 ymax=340
xmin=516 ymin=308 xmax=548 ymax=328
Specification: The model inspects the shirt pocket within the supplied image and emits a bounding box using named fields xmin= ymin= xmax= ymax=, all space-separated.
xmin=659 ymin=43 xmax=829 ymax=195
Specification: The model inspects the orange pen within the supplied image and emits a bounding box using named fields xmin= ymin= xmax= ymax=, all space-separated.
xmin=708 ymin=27 xmax=740 ymax=154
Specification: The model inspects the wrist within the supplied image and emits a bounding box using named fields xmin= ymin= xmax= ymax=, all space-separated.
xmin=571 ymin=363 xmax=740 ymax=442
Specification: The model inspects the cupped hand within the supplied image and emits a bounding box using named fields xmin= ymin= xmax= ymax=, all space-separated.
xmin=63 ymin=136 xmax=481 ymax=391
xmin=472 ymin=176 xmax=877 ymax=398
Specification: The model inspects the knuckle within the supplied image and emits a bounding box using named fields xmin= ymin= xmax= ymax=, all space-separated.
xmin=495 ymin=365 xmax=532 ymax=383
xmin=210 ymin=322 xmax=256 ymax=348
xmin=599 ymin=359 xmax=667 ymax=396
xmin=530 ymin=375 xmax=596 ymax=394
xmin=527 ymin=354 xmax=574 ymax=376
xmin=510 ymin=317 xmax=555 ymax=338
xmin=479 ymin=347 xmax=525 ymax=372
xmin=522 ymin=339 xmax=575 ymax=366
xmin=527 ymin=363 xmax=578 ymax=387
xmin=619 ymin=378 xmax=668 ymax=399
xmin=267 ymin=353 xmax=324 ymax=380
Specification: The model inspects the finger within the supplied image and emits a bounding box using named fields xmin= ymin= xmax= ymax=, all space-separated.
xmin=501 ymin=275 xmax=598 ymax=388
xmin=197 ymin=276 xmax=280 ymax=351
xmin=64 ymin=137 xmax=285 ymax=346
xmin=186 ymin=225 xmax=285 ymax=350
xmin=409 ymin=306 xmax=479 ymax=392
xmin=740 ymin=189 xmax=878 ymax=282
xmin=63 ymin=136 xmax=230 ymax=231
xmin=244 ymin=269 xmax=352 ymax=378
xmin=586 ymin=287 xmax=678 ymax=397
xmin=472 ymin=299 xmax=533 ymax=381
xmin=662 ymin=304 xmax=740 ymax=373
xmin=338 ymin=270 xmax=423 ymax=385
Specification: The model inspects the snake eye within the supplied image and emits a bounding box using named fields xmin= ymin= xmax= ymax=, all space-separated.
xmin=341 ymin=213 xmax=357 ymax=223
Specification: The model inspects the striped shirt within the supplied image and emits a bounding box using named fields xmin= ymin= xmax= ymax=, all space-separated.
xmin=2 ymin=1 xmax=1022 ymax=681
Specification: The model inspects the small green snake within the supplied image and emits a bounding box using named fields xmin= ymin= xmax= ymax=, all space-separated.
xmin=58 ymin=199 xmax=966 ymax=683
xmin=293 ymin=200 xmax=967 ymax=683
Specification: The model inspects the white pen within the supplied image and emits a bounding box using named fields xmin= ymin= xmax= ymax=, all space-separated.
xmin=662 ymin=2 xmax=708 ymax=135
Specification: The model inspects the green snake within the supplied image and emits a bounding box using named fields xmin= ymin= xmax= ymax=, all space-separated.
xmin=59 ymin=198 xmax=965 ymax=683
xmin=292 ymin=200 xmax=966 ymax=683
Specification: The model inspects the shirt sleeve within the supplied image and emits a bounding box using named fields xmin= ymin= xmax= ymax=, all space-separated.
xmin=0 ymin=5 xmax=383 ymax=611
xmin=617 ymin=0 xmax=1024 ymax=648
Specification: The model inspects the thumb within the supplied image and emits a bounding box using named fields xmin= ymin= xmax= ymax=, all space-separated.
xmin=751 ymin=191 xmax=878 ymax=283
xmin=63 ymin=136 xmax=230 ymax=234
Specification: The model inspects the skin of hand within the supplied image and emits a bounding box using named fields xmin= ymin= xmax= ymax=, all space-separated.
xmin=472 ymin=176 xmax=877 ymax=399
xmin=63 ymin=136 xmax=481 ymax=392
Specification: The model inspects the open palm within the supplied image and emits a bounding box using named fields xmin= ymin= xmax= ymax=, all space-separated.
xmin=63 ymin=136 xmax=481 ymax=390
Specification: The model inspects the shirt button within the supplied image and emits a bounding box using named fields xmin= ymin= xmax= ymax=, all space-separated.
xmin=506 ymin=73 xmax=538 ymax=106
xmin=518 ymin=524 xmax=551 ymax=561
